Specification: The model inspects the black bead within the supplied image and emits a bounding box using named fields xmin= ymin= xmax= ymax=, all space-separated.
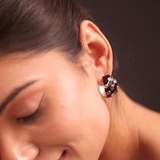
xmin=103 ymin=75 xmax=110 ymax=85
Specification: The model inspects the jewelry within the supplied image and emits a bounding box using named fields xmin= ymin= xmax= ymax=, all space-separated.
xmin=99 ymin=75 xmax=119 ymax=98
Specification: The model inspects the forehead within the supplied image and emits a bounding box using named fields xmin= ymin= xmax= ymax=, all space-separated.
xmin=0 ymin=52 xmax=62 ymax=80
xmin=0 ymin=50 xmax=73 ymax=72
xmin=0 ymin=52 xmax=77 ymax=103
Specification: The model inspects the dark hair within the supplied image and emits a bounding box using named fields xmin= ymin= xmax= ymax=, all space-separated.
xmin=0 ymin=0 xmax=94 ymax=60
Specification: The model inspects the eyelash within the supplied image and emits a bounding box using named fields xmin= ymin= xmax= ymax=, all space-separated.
xmin=17 ymin=95 xmax=44 ymax=123
xmin=17 ymin=107 xmax=43 ymax=123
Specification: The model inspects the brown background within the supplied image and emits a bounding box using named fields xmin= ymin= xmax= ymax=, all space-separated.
xmin=83 ymin=0 xmax=160 ymax=112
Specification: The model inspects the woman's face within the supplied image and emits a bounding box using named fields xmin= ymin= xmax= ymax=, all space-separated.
xmin=0 ymin=52 xmax=110 ymax=160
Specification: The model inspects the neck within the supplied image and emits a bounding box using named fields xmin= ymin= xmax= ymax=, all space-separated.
xmin=99 ymin=89 xmax=160 ymax=160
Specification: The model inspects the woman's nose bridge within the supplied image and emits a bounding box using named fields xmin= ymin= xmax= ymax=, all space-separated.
xmin=0 ymin=135 xmax=39 ymax=160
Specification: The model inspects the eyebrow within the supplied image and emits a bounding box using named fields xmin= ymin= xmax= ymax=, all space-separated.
xmin=0 ymin=80 xmax=38 ymax=115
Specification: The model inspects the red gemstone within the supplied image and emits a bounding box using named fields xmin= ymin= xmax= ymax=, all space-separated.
xmin=111 ymin=85 xmax=114 ymax=90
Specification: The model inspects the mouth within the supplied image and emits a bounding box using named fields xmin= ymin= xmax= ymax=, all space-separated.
xmin=58 ymin=150 xmax=66 ymax=160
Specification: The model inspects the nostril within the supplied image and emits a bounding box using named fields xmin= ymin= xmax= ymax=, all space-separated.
xmin=58 ymin=150 xmax=66 ymax=160
xmin=62 ymin=150 xmax=66 ymax=156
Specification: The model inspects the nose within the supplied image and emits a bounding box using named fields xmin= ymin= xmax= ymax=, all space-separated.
xmin=0 ymin=136 xmax=39 ymax=160
xmin=15 ymin=144 xmax=39 ymax=160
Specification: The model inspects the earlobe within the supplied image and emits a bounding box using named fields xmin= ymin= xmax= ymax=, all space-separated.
xmin=79 ymin=20 xmax=113 ymax=83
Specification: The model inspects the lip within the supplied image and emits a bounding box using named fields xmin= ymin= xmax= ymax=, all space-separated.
xmin=58 ymin=151 xmax=66 ymax=160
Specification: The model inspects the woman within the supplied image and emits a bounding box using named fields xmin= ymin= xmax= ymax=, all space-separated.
xmin=0 ymin=0 xmax=160 ymax=159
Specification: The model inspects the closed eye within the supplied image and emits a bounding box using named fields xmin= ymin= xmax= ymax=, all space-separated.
xmin=17 ymin=94 xmax=44 ymax=123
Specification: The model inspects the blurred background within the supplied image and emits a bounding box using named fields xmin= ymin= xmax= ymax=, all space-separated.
xmin=83 ymin=0 xmax=160 ymax=112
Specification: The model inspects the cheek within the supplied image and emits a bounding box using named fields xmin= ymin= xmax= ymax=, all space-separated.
xmin=31 ymin=89 xmax=110 ymax=159
xmin=32 ymin=100 xmax=86 ymax=145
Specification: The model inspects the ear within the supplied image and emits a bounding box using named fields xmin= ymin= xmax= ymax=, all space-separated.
xmin=79 ymin=20 xmax=113 ymax=83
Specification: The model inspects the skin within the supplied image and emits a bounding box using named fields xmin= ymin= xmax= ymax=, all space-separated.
xmin=0 ymin=20 xmax=160 ymax=160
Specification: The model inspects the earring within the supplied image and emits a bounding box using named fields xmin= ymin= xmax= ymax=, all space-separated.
xmin=99 ymin=75 xmax=119 ymax=98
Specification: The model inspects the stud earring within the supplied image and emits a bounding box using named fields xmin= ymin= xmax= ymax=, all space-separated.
xmin=99 ymin=75 xmax=119 ymax=98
